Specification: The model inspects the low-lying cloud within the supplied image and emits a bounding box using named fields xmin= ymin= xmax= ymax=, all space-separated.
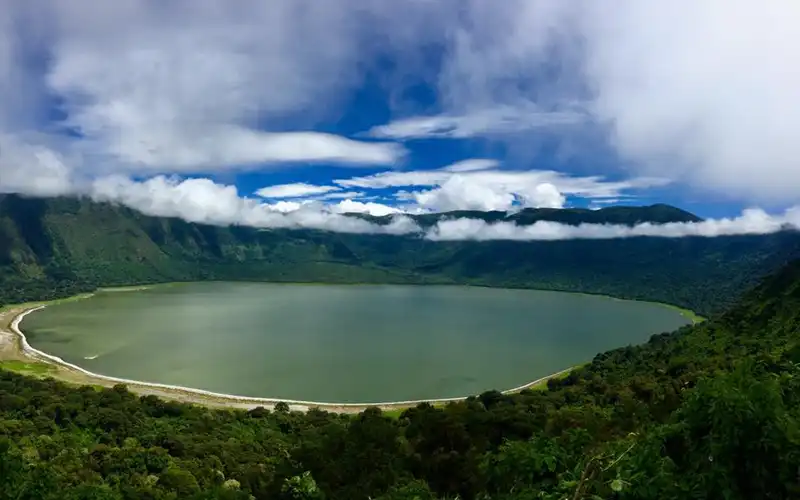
xmin=89 ymin=175 xmax=418 ymax=235
xmin=85 ymin=175 xmax=800 ymax=242
xmin=427 ymin=208 xmax=800 ymax=241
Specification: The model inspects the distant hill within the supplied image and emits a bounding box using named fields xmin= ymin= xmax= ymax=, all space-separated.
xmin=349 ymin=203 xmax=703 ymax=227
xmin=1 ymin=194 xmax=798 ymax=315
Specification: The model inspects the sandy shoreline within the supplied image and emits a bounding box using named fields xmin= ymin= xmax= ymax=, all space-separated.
xmin=1 ymin=304 xmax=575 ymax=413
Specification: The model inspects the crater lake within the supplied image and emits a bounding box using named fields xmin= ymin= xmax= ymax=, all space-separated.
xmin=21 ymin=282 xmax=691 ymax=403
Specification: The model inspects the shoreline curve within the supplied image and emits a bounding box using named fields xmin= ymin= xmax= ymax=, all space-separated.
xmin=10 ymin=305 xmax=575 ymax=410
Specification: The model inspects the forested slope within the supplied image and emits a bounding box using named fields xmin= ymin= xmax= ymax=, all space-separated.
xmin=2 ymin=194 xmax=799 ymax=315
xmin=2 ymin=258 xmax=800 ymax=499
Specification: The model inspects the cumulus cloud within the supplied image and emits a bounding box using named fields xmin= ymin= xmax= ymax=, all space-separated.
xmin=255 ymin=183 xmax=341 ymax=199
xmin=330 ymin=199 xmax=402 ymax=217
xmin=413 ymin=176 xmax=519 ymax=212
xmin=263 ymin=200 xmax=310 ymax=213
xmin=337 ymin=161 xmax=665 ymax=211
xmin=520 ymin=183 xmax=566 ymax=209
xmin=89 ymin=175 xmax=419 ymax=235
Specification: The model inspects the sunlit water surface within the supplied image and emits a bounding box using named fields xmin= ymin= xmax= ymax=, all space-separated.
xmin=23 ymin=283 xmax=690 ymax=402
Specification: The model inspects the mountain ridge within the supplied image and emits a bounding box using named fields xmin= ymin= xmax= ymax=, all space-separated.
xmin=345 ymin=203 xmax=703 ymax=226
xmin=1 ymin=194 xmax=798 ymax=316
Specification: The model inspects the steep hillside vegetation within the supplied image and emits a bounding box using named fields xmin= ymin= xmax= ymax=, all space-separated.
xmin=2 ymin=194 xmax=799 ymax=315
xmin=2 ymin=258 xmax=800 ymax=499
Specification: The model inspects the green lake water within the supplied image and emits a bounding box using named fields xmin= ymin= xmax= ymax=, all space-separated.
xmin=21 ymin=283 xmax=691 ymax=403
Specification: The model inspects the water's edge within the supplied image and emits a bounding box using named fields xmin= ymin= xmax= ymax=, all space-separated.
xmin=3 ymin=282 xmax=698 ymax=410
xmin=10 ymin=304 xmax=574 ymax=408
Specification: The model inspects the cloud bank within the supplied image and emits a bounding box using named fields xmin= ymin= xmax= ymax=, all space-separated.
xmin=427 ymin=208 xmax=800 ymax=241
xmin=89 ymin=176 xmax=418 ymax=235
xmin=85 ymin=175 xmax=800 ymax=242
xmin=412 ymin=0 xmax=800 ymax=204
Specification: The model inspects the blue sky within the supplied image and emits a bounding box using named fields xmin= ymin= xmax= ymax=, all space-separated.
xmin=0 ymin=1 xmax=798 ymax=234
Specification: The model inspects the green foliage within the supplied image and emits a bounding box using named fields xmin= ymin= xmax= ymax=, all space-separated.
xmin=3 ymin=196 xmax=800 ymax=498
xmin=2 ymin=194 xmax=800 ymax=314
xmin=0 ymin=360 xmax=54 ymax=376
xmin=282 ymin=471 xmax=324 ymax=500
xmin=2 ymin=259 xmax=800 ymax=498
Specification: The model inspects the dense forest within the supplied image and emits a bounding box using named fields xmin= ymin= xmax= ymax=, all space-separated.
xmin=2 ymin=256 xmax=800 ymax=498
xmin=2 ymin=194 xmax=800 ymax=315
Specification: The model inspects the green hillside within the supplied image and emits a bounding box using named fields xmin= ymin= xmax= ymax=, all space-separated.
xmin=355 ymin=202 xmax=703 ymax=227
xmin=2 ymin=257 xmax=800 ymax=499
xmin=2 ymin=194 xmax=799 ymax=315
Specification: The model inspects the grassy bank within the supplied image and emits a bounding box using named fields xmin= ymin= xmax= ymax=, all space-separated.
xmin=660 ymin=302 xmax=706 ymax=323
xmin=0 ymin=292 xmax=94 ymax=313
xmin=0 ymin=359 xmax=54 ymax=376
xmin=0 ymin=283 xmax=182 ymax=315
xmin=552 ymin=289 xmax=706 ymax=323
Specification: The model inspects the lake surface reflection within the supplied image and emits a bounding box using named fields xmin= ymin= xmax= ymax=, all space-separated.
xmin=23 ymin=283 xmax=690 ymax=403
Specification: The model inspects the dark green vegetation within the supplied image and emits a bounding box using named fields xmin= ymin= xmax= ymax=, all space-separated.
xmin=2 ymin=194 xmax=800 ymax=315
xmin=3 ymin=257 xmax=800 ymax=498
xmin=353 ymin=202 xmax=703 ymax=227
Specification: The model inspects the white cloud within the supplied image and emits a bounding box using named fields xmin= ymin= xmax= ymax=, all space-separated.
xmin=253 ymin=185 xmax=387 ymax=213
xmin=0 ymin=135 xmax=74 ymax=196
xmin=422 ymin=1 xmax=800 ymax=204
xmin=0 ymin=0 xmax=405 ymax=185
xmin=89 ymin=175 xmax=419 ymax=235
xmin=366 ymin=104 xmax=586 ymax=140
xmin=255 ymin=182 xmax=340 ymax=199
xmin=83 ymin=173 xmax=800 ymax=242
xmin=1 ymin=1 xmax=798 ymax=207
xmin=264 ymin=200 xmax=310 ymax=213
xmin=520 ymin=183 xmax=566 ymax=209
xmin=337 ymin=169 xmax=451 ymax=190
xmin=442 ymin=159 xmax=500 ymax=173
xmin=330 ymin=199 xmax=402 ymax=217
xmin=337 ymin=162 xmax=665 ymax=211
xmin=427 ymin=208 xmax=800 ymax=241
xmin=577 ymin=2 xmax=800 ymax=203
xmin=412 ymin=175 xmax=518 ymax=212
xmin=314 ymin=191 xmax=367 ymax=200
xmin=338 ymin=163 xmax=664 ymax=197
xmin=410 ymin=178 xmax=565 ymax=212
xmin=62 ymin=124 xmax=402 ymax=173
